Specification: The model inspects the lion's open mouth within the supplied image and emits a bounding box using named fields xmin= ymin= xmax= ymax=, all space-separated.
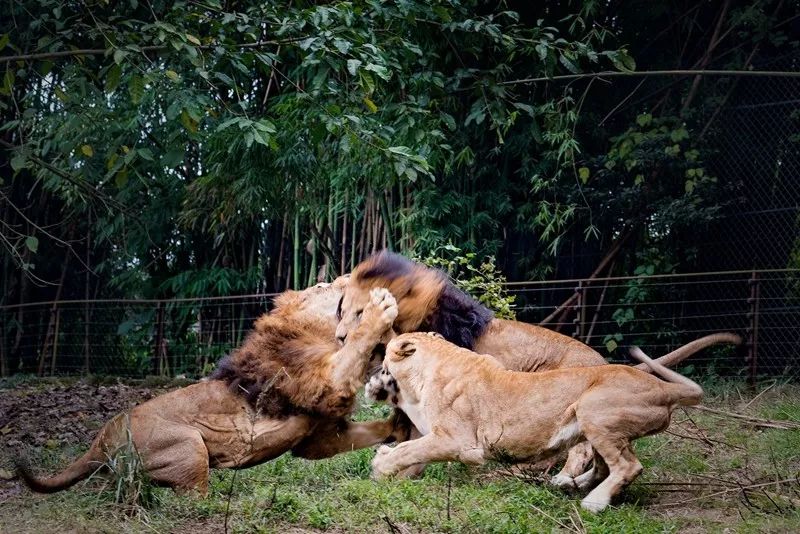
xmin=367 ymin=343 xmax=386 ymax=379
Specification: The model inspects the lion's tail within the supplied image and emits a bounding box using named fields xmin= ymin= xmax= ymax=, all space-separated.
xmin=629 ymin=346 xmax=703 ymax=406
xmin=16 ymin=413 xmax=126 ymax=493
xmin=632 ymin=332 xmax=742 ymax=371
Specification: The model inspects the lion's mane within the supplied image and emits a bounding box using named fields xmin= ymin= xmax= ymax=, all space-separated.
xmin=211 ymin=290 xmax=347 ymax=418
xmin=351 ymin=251 xmax=493 ymax=349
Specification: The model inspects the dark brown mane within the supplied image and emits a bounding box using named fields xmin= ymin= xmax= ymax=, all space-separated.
xmin=210 ymin=297 xmax=343 ymax=418
xmin=354 ymin=251 xmax=493 ymax=349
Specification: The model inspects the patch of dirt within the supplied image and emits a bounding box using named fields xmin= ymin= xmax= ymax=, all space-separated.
xmin=0 ymin=380 xmax=179 ymax=456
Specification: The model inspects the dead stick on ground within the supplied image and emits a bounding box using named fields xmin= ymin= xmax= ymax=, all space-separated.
xmin=653 ymin=478 xmax=800 ymax=507
xmin=529 ymin=502 xmax=577 ymax=533
xmin=742 ymin=381 xmax=777 ymax=410
xmin=690 ymin=405 xmax=800 ymax=429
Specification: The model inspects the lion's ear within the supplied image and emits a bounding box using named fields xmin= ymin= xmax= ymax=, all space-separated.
xmin=390 ymin=339 xmax=416 ymax=359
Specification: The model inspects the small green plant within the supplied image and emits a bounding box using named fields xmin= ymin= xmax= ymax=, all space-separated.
xmin=417 ymin=244 xmax=516 ymax=319
xmin=94 ymin=421 xmax=160 ymax=512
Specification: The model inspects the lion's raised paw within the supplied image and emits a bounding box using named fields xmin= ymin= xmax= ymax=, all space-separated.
xmin=364 ymin=288 xmax=399 ymax=329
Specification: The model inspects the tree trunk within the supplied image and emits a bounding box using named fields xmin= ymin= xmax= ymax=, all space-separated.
xmin=38 ymin=244 xmax=71 ymax=376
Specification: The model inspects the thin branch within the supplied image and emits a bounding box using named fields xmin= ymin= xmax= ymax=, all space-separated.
xmin=653 ymin=477 xmax=800 ymax=507
xmin=494 ymin=69 xmax=800 ymax=88
xmin=0 ymin=39 xmax=299 ymax=64
xmin=690 ymin=405 xmax=800 ymax=430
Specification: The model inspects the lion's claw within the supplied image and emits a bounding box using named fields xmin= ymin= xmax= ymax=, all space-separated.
xmin=364 ymin=288 xmax=398 ymax=330
xmin=371 ymin=444 xmax=396 ymax=479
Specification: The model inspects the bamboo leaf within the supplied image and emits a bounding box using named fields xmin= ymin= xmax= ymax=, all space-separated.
xmin=25 ymin=236 xmax=39 ymax=253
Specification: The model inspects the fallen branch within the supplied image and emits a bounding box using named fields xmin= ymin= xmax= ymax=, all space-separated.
xmin=653 ymin=477 xmax=800 ymax=507
xmin=690 ymin=405 xmax=800 ymax=430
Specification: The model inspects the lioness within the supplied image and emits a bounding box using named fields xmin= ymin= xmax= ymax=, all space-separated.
xmin=370 ymin=333 xmax=703 ymax=513
xmin=17 ymin=282 xmax=403 ymax=494
xmin=337 ymin=251 xmax=740 ymax=484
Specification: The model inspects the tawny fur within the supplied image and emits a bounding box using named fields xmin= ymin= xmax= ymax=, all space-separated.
xmin=371 ymin=333 xmax=703 ymax=512
xmin=339 ymin=251 xmax=741 ymax=481
xmin=17 ymin=280 xmax=406 ymax=495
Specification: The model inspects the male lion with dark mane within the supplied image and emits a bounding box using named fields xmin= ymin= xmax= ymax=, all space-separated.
xmin=17 ymin=278 xmax=405 ymax=495
xmin=337 ymin=251 xmax=741 ymax=486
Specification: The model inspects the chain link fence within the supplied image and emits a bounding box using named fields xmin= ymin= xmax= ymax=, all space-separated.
xmin=2 ymin=269 xmax=798 ymax=380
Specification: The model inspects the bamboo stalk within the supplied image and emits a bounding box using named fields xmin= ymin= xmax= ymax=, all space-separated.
xmin=308 ymin=218 xmax=318 ymax=287
xmin=379 ymin=190 xmax=395 ymax=251
xmin=350 ymin=202 xmax=358 ymax=270
xmin=276 ymin=211 xmax=288 ymax=289
xmin=293 ymin=210 xmax=300 ymax=290
xmin=341 ymin=190 xmax=349 ymax=274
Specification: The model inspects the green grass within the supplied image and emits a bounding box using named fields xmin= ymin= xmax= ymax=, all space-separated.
xmin=2 ymin=383 xmax=799 ymax=533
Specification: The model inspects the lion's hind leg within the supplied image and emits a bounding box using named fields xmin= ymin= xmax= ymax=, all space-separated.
xmin=550 ymin=442 xmax=594 ymax=490
xmin=138 ymin=426 xmax=210 ymax=495
xmin=578 ymin=440 xmax=642 ymax=513
xmin=573 ymin=451 xmax=609 ymax=492
xmin=573 ymin=400 xmax=653 ymax=512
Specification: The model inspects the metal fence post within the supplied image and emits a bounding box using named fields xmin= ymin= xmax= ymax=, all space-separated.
xmin=746 ymin=271 xmax=760 ymax=386
xmin=573 ymin=281 xmax=584 ymax=339
xmin=153 ymin=302 xmax=165 ymax=376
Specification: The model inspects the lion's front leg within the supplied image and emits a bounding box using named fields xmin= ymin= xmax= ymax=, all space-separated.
xmin=371 ymin=433 xmax=464 ymax=479
xmin=291 ymin=415 xmax=409 ymax=460
xmin=329 ymin=288 xmax=398 ymax=399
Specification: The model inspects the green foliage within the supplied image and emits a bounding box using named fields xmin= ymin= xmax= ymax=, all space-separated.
xmin=1 ymin=0 xmax=627 ymax=300
xmin=418 ymin=244 xmax=516 ymax=319
xmin=97 ymin=423 xmax=160 ymax=511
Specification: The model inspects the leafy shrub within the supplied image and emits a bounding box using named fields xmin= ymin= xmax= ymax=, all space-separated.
xmin=417 ymin=244 xmax=516 ymax=320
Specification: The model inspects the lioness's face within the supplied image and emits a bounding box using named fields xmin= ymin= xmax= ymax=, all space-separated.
xmin=335 ymin=285 xmax=373 ymax=343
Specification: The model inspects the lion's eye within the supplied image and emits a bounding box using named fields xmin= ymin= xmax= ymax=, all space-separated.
xmin=336 ymin=296 xmax=343 ymax=320
xmin=356 ymin=309 xmax=363 ymax=319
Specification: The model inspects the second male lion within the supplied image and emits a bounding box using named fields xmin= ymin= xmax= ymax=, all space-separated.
xmin=338 ymin=251 xmax=740 ymax=484
xmin=370 ymin=333 xmax=703 ymax=513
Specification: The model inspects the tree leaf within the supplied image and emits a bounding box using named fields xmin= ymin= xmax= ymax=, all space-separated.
xmin=387 ymin=146 xmax=414 ymax=157
xmin=0 ymin=34 xmax=9 ymax=51
xmin=346 ymin=59 xmax=362 ymax=76
xmin=115 ymin=168 xmax=129 ymax=188
xmin=181 ymin=109 xmax=199 ymax=133
xmin=165 ymin=69 xmax=180 ymax=82
xmin=162 ymin=147 xmax=185 ymax=167
xmin=54 ymin=86 xmax=68 ymax=103
xmin=0 ymin=68 xmax=14 ymax=96
xmin=113 ymin=48 xmax=128 ymax=65
xmin=129 ymin=74 xmax=144 ymax=104
xmin=185 ymin=33 xmax=201 ymax=45
xmin=605 ymin=339 xmax=618 ymax=352
xmin=578 ymin=167 xmax=590 ymax=183
xmin=364 ymin=63 xmax=390 ymax=80
xmin=25 ymin=236 xmax=39 ymax=253
xmin=558 ymin=54 xmax=579 ymax=74
xmin=363 ymin=97 xmax=378 ymax=113
xmin=81 ymin=144 xmax=94 ymax=157
xmin=10 ymin=154 xmax=25 ymax=172
xmin=105 ymin=64 xmax=122 ymax=93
